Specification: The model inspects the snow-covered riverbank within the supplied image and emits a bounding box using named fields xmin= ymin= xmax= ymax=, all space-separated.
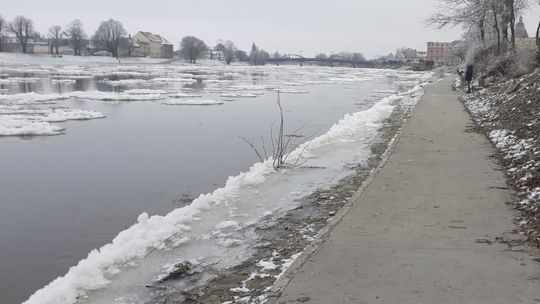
xmin=460 ymin=72 xmax=540 ymax=247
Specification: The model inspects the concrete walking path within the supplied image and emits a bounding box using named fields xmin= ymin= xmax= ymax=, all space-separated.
xmin=272 ymin=78 xmax=540 ymax=304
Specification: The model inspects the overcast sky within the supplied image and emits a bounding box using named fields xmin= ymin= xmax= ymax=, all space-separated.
xmin=1 ymin=0 xmax=539 ymax=58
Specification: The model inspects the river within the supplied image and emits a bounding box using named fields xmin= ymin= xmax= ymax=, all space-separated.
xmin=0 ymin=57 xmax=430 ymax=303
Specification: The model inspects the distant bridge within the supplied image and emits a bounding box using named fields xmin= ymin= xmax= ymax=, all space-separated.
xmin=266 ymin=54 xmax=376 ymax=68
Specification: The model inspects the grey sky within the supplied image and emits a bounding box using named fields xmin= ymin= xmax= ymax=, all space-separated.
xmin=1 ymin=0 xmax=539 ymax=58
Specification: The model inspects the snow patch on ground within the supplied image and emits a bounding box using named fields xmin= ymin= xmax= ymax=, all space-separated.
xmin=461 ymin=72 xmax=540 ymax=243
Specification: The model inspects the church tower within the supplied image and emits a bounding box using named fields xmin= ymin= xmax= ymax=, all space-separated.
xmin=515 ymin=16 xmax=529 ymax=39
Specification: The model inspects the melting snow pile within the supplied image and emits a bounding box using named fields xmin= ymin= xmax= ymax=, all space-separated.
xmin=461 ymin=72 xmax=540 ymax=244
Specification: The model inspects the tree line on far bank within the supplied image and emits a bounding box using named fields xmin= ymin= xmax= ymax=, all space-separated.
xmin=0 ymin=14 xmax=366 ymax=66
xmin=0 ymin=14 xmax=278 ymax=65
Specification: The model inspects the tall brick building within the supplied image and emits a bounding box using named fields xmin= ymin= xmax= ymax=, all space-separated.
xmin=426 ymin=42 xmax=451 ymax=65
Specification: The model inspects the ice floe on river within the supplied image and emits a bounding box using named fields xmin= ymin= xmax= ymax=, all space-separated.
xmin=0 ymin=116 xmax=65 ymax=136
xmin=1 ymin=63 xmax=418 ymax=136
xmin=0 ymin=108 xmax=105 ymax=136
xmin=162 ymin=99 xmax=224 ymax=106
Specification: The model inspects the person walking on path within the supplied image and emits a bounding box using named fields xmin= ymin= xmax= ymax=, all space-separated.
xmin=465 ymin=64 xmax=474 ymax=93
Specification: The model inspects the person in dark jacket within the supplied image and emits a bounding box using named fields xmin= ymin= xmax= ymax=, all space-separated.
xmin=465 ymin=64 xmax=474 ymax=93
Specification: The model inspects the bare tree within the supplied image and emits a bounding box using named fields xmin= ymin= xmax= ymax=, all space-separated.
xmin=536 ymin=0 xmax=540 ymax=66
xmin=427 ymin=0 xmax=487 ymax=39
xmin=9 ymin=16 xmax=35 ymax=54
xmin=67 ymin=19 xmax=86 ymax=56
xmin=241 ymin=92 xmax=321 ymax=169
xmin=48 ymin=25 xmax=62 ymax=55
xmin=214 ymin=41 xmax=225 ymax=60
xmin=249 ymin=43 xmax=269 ymax=65
xmin=223 ymin=40 xmax=237 ymax=64
xmin=180 ymin=36 xmax=207 ymax=63
xmin=0 ymin=15 xmax=6 ymax=52
xmin=428 ymin=0 xmax=528 ymax=53
xmin=93 ymin=19 xmax=126 ymax=58
xmin=236 ymin=49 xmax=249 ymax=61
xmin=488 ymin=0 xmax=504 ymax=54
xmin=352 ymin=52 xmax=365 ymax=62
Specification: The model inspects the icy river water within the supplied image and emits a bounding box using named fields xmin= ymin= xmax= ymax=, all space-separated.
xmin=0 ymin=56 xmax=431 ymax=304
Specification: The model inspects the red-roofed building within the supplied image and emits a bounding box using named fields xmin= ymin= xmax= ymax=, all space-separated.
xmin=132 ymin=31 xmax=174 ymax=58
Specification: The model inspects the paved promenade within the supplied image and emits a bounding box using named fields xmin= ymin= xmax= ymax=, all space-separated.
xmin=273 ymin=78 xmax=540 ymax=304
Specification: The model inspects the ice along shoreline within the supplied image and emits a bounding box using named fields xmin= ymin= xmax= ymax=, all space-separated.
xmin=22 ymin=72 xmax=434 ymax=304
xmin=146 ymin=81 xmax=429 ymax=304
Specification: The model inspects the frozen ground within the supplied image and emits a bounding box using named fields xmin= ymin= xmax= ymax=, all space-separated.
xmin=0 ymin=53 xmax=433 ymax=304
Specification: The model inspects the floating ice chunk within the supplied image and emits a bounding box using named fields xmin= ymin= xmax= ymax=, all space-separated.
xmin=0 ymin=116 xmax=64 ymax=136
xmin=169 ymin=92 xmax=203 ymax=98
xmin=274 ymin=88 xmax=309 ymax=94
xmin=123 ymin=89 xmax=168 ymax=95
xmin=0 ymin=77 xmax=46 ymax=83
xmin=51 ymin=79 xmax=77 ymax=84
xmin=0 ymin=92 xmax=69 ymax=104
xmin=43 ymin=109 xmax=105 ymax=122
xmin=329 ymin=76 xmax=371 ymax=83
xmin=280 ymin=82 xmax=305 ymax=87
xmin=203 ymin=79 xmax=234 ymax=83
xmin=162 ymin=99 xmax=224 ymax=106
xmin=0 ymin=91 xmax=166 ymax=104
xmin=228 ymin=84 xmax=268 ymax=91
xmin=70 ymin=91 xmax=165 ymax=101
xmin=100 ymin=79 xmax=145 ymax=86
xmin=221 ymin=93 xmax=259 ymax=98
xmin=105 ymin=71 xmax=153 ymax=77
xmin=51 ymin=75 xmax=94 ymax=80
xmin=151 ymin=77 xmax=198 ymax=83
